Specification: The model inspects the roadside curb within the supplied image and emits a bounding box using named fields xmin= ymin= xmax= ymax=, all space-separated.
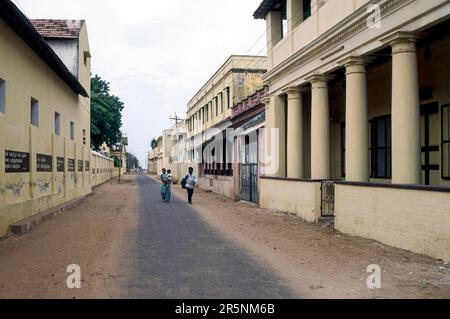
xmin=8 ymin=196 xmax=87 ymax=236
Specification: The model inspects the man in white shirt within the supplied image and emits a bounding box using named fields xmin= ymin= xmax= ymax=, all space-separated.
xmin=185 ymin=167 xmax=198 ymax=204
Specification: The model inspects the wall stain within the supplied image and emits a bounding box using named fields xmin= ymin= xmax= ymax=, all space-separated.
xmin=5 ymin=182 xmax=25 ymax=197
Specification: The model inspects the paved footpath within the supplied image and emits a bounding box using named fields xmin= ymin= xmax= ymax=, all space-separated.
xmin=119 ymin=175 xmax=297 ymax=299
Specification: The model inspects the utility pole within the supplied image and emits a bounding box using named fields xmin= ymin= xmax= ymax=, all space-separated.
xmin=118 ymin=136 xmax=129 ymax=183
xmin=170 ymin=113 xmax=184 ymax=129
xmin=118 ymin=143 xmax=122 ymax=184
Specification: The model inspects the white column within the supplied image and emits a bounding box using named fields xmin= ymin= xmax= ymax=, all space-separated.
xmin=383 ymin=32 xmax=421 ymax=184
xmin=261 ymin=95 xmax=286 ymax=177
xmin=339 ymin=57 xmax=372 ymax=182
xmin=307 ymin=74 xmax=333 ymax=180
xmin=284 ymin=87 xmax=305 ymax=179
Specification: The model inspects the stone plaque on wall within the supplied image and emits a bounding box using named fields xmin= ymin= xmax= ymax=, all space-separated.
xmin=68 ymin=159 xmax=75 ymax=172
xmin=78 ymin=160 xmax=83 ymax=172
xmin=57 ymin=157 xmax=65 ymax=172
xmin=36 ymin=154 xmax=52 ymax=172
xmin=5 ymin=150 xmax=30 ymax=173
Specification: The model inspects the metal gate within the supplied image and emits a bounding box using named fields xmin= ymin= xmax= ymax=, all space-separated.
xmin=240 ymin=164 xmax=259 ymax=204
xmin=321 ymin=180 xmax=336 ymax=217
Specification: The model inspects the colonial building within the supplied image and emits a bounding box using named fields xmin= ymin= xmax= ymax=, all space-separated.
xmin=253 ymin=0 xmax=450 ymax=261
xmin=148 ymin=123 xmax=188 ymax=181
xmin=0 ymin=1 xmax=116 ymax=237
xmin=186 ymin=55 xmax=267 ymax=198
xmin=148 ymin=136 xmax=163 ymax=175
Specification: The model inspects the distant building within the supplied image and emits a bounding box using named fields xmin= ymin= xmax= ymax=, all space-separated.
xmin=148 ymin=136 xmax=163 ymax=175
xmin=148 ymin=123 xmax=189 ymax=181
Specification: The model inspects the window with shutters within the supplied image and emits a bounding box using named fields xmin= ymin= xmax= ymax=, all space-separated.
xmin=54 ymin=112 xmax=61 ymax=135
xmin=371 ymin=116 xmax=392 ymax=179
xmin=225 ymin=87 xmax=231 ymax=109
xmin=31 ymin=98 xmax=39 ymax=127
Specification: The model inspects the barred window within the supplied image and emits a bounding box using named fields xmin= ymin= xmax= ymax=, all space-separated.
xmin=442 ymin=104 xmax=450 ymax=179
xmin=225 ymin=87 xmax=231 ymax=109
xmin=371 ymin=116 xmax=392 ymax=179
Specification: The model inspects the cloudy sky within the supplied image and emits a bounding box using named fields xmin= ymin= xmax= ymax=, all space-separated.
xmin=12 ymin=0 xmax=267 ymax=167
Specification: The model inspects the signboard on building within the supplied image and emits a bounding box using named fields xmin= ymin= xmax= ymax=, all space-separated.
xmin=36 ymin=154 xmax=52 ymax=172
xmin=68 ymin=159 xmax=75 ymax=172
xmin=5 ymin=150 xmax=30 ymax=173
xmin=57 ymin=157 xmax=65 ymax=172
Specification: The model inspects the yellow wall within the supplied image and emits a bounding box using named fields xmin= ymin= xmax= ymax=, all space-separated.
xmin=259 ymin=178 xmax=321 ymax=222
xmin=335 ymin=184 xmax=450 ymax=262
xmin=0 ymin=19 xmax=116 ymax=237
xmin=91 ymin=151 xmax=119 ymax=187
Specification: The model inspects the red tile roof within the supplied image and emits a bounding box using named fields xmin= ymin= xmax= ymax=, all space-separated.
xmin=30 ymin=19 xmax=82 ymax=39
xmin=0 ymin=1 xmax=88 ymax=97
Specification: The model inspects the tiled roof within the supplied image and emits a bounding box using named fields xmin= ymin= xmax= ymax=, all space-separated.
xmin=30 ymin=19 xmax=82 ymax=39
xmin=0 ymin=0 xmax=88 ymax=97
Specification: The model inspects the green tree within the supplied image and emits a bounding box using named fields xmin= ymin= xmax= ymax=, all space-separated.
xmin=90 ymin=75 xmax=124 ymax=150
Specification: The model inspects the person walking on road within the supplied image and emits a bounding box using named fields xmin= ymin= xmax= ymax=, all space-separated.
xmin=160 ymin=168 xmax=169 ymax=202
xmin=165 ymin=169 xmax=173 ymax=202
xmin=183 ymin=167 xmax=198 ymax=205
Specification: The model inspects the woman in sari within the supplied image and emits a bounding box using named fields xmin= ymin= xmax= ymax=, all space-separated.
xmin=160 ymin=168 xmax=169 ymax=201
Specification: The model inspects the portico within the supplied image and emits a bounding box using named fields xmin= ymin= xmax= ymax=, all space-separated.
xmin=255 ymin=0 xmax=450 ymax=261
xmin=262 ymin=30 xmax=426 ymax=186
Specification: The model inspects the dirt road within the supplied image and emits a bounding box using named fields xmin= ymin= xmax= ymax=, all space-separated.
xmin=0 ymin=174 xmax=448 ymax=299
xmin=0 ymin=176 xmax=138 ymax=299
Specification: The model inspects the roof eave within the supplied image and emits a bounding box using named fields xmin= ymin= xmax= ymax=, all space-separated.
xmin=0 ymin=1 xmax=89 ymax=98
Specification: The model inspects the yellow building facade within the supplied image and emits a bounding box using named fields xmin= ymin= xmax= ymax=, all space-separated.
xmin=185 ymin=55 xmax=267 ymax=198
xmin=0 ymin=1 xmax=116 ymax=237
xmin=254 ymin=0 xmax=450 ymax=261
xmin=148 ymin=123 xmax=189 ymax=182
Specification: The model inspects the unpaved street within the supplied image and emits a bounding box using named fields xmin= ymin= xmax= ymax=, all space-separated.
xmin=0 ymin=174 xmax=448 ymax=299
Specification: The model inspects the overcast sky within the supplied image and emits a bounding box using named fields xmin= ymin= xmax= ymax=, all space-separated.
xmin=12 ymin=0 xmax=266 ymax=167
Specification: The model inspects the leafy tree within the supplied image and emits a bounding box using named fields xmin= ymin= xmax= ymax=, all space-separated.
xmin=90 ymin=75 xmax=124 ymax=150
xmin=126 ymin=152 xmax=139 ymax=170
